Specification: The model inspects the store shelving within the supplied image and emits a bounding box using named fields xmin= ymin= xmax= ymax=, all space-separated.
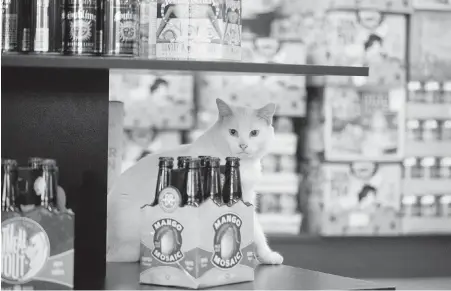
xmin=1 ymin=54 xmax=369 ymax=76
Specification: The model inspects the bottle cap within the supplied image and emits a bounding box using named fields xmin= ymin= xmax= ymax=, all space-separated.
xmin=2 ymin=159 xmax=18 ymax=168
xmin=158 ymin=157 xmax=174 ymax=168
xmin=420 ymin=195 xmax=436 ymax=205
xmin=403 ymin=157 xmax=417 ymax=167
xmin=206 ymin=157 xmax=220 ymax=167
xmin=43 ymin=159 xmax=58 ymax=169
xmin=199 ymin=156 xmax=212 ymax=167
xmin=407 ymin=81 xmax=421 ymax=91
xmin=188 ymin=158 xmax=201 ymax=169
xmin=225 ymin=157 xmax=240 ymax=166
xmin=402 ymin=195 xmax=417 ymax=205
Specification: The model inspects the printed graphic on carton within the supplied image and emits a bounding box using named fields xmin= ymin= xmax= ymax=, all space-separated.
xmin=2 ymin=217 xmax=50 ymax=284
xmin=212 ymin=213 xmax=242 ymax=269
xmin=324 ymin=87 xmax=405 ymax=161
xmin=152 ymin=218 xmax=184 ymax=263
xmin=1 ymin=212 xmax=75 ymax=290
xmin=324 ymin=10 xmax=406 ymax=86
xmin=140 ymin=199 xmax=255 ymax=289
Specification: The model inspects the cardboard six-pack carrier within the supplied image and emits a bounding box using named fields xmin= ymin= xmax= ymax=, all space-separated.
xmin=139 ymin=158 xmax=257 ymax=289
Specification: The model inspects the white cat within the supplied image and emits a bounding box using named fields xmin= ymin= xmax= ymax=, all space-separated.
xmin=107 ymin=98 xmax=284 ymax=265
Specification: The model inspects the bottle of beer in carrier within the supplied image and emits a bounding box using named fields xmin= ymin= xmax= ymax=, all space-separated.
xmin=199 ymin=156 xmax=211 ymax=195
xmin=41 ymin=159 xmax=59 ymax=211
xmin=222 ymin=157 xmax=243 ymax=206
xmin=177 ymin=156 xmax=191 ymax=169
xmin=182 ymin=158 xmax=203 ymax=207
xmin=152 ymin=157 xmax=174 ymax=205
xmin=1 ymin=159 xmax=20 ymax=219
xmin=205 ymin=157 xmax=222 ymax=205
xmin=27 ymin=157 xmax=45 ymax=206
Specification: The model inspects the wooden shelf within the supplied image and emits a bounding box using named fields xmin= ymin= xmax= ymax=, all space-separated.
xmin=1 ymin=54 xmax=369 ymax=76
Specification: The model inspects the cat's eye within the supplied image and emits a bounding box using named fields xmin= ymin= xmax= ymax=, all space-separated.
xmin=250 ymin=130 xmax=259 ymax=137
xmin=229 ymin=129 xmax=238 ymax=137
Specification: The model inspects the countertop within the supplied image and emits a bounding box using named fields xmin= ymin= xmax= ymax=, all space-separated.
xmin=104 ymin=263 xmax=395 ymax=290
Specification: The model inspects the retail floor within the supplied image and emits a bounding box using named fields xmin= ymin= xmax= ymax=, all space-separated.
xmin=366 ymin=277 xmax=451 ymax=290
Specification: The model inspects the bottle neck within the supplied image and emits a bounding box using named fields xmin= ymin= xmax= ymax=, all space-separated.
xmin=42 ymin=168 xmax=57 ymax=210
xmin=2 ymin=170 xmax=17 ymax=211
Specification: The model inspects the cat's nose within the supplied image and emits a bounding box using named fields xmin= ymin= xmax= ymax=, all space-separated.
xmin=239 ymin=144 xmax=248 ymax=150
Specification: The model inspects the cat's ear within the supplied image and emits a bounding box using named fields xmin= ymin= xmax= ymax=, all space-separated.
xmin=216 ymin=98 xmax=233 ymax=118
xmin=256 ymin=103 xmax=276 ymax=125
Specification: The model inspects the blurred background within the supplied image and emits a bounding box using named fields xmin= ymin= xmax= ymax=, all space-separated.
xmin=108 ymin=0 xmax=451 ymax=287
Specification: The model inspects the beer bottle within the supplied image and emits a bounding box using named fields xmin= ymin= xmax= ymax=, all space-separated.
xmin=1 ymin=159 xmax=19 ymax=217
xmin=222 ymin=157 xmax=243 ymax=206
xmin=29 ymin=157 xmax=44 ymax=206
xmin=199 ymin=156 xmax=211 ymax=196
xmin=41 ymin=159 xmax=58 ymax=212
xmin=182 ymin=158 xmax=203 ymax=207
xmin=177 ymin=156 xmax=191 ymax=169
xmin=205 ymin=157 xmax=222 ymax=205
xmin=152 ymin=157 xmax=174 ymax=206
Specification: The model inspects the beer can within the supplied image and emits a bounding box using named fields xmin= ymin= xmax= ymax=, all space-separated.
xmin=441 ymin=120 xmax=451 ymax=141
xmin=18 ymin=0 xmax=32 ymax=52
xmin=410 ymin=157 xmax=424 ymax=179
xmin=424 ymin=81 xmax=440 ymax=104
xmin=420 ymin=195 xmax=438 ymax=217
xmin=443 ymin=82 xmax=451 ymax=104
xmin=401 ymin=195 xmax=419 ymax=217
xmin=138 ymin=0 xmax=157 ymax=58
xmin=407 ymin=81 xmax=422 ymax=103
xmin=440 ymin=157 xmax=451 ymax=179
xmin=421 ymin=157 xmax=436 ymax=180
xmin=104 ymin=0 xmax=140 ymax=56
xmin=422 ymin=120 xmax=439 ymax=141
xmin=1 ymin=0 xmax=19 ymax=52
xmin=63 ymin=0 xmax=98 ymax=55
xmin=406 ymin=119 xmax=422 ymax=141
xmin=95 ymin=0 xmax=103 ymax=54
xmin=438 ymin=195 xmax=451 ymax=217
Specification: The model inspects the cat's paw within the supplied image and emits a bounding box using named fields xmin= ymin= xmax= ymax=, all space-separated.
xmin=257 ymin=251 xmax=284 ymax=265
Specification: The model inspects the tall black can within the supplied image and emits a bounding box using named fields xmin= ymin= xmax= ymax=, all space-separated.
xmin=95 ymin=0 xmax=103 ymax=54
xmin=104 ymin=0 xmax=139 ymax=56
xmin=63 ymin=0 xmax=97 ymax=55
xmin=22 ymin=0 xmax=62 ymax=53
xmin=1 ymin=0 xmax=19 ymax=52
xmin=18 ymin=0 xmax=32 ymax=52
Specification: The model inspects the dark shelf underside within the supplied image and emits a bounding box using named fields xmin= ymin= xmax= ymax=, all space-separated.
xmin=1 ymin=54 xmax=369 ymax=76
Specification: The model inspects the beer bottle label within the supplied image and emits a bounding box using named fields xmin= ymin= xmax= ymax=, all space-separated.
xmin=1 ymin=0 xmax=19 ymax=52
xmin=64 ymin=0 xmax=97 ymax=54
xmin=157 ymin=186 xmax=182 ymax=213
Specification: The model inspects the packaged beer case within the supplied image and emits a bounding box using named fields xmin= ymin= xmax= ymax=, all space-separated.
xmin=1 ymin=159 xmax=75 ymax=290
xmin=140 ymin=157 xmax=256 ymax=289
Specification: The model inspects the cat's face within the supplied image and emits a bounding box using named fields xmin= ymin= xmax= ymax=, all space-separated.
xmin=215 ymin=99 xmax=276 ymax=159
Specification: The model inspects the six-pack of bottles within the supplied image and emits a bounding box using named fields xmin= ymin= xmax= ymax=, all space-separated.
xmin=1 ymin=157 xmax=74 ymax=290
xmin=140 ymin=156 xmax=256 ymax=289
xmin=1 ymin=0 xmax=242 ymax=60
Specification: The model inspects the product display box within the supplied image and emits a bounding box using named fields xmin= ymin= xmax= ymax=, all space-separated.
xmin=328 ymin=0 xmax=412 ymax=12
xmin=197 ymin=38 xmax=306 ymax=119
xmin=410 ymin=11 xmax=451 ymax=82
xmin=319 ymin=162 xmax=402 ymax=235
xmin=109 ymin=71 xmax=194 ymax=130
xmin=140 ymin=195 xmax=255 ymax=289
xmin=155 ymin=0 xmax=242 ymax=61
xmin=323 ymin=10 xmax=407 ymax=86
xmin=324 ymin=87 xmax=406 ymax=161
